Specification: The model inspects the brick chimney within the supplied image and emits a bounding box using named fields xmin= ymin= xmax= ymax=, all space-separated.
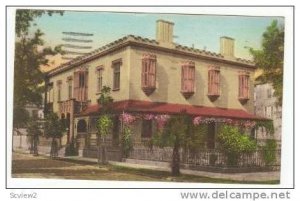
xmin=220 ymin=36 xmax=235 ymax=58
xmin=156 ymin=20 xmax=174 ymax=47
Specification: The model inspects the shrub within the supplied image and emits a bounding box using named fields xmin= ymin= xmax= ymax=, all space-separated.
xmin=218 ymin=125 xmax=257 ymax=166
xmin=262 ymin=139 xmax=277 ymax=166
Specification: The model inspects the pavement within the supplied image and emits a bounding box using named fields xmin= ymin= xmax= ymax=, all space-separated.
xmin=13 ymin=148 xmax=280 ymax=182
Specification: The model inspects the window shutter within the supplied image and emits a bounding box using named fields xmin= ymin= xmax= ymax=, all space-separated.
xmin=208 ymin=66 xmax=220 ymax=97
xmin=141 ymin=54 xmax=156 ymax=95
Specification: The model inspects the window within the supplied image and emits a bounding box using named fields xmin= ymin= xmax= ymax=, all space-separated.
xmin=141 ymin=120 xmax=153 ymax=138
xmin=79 ymin=72 xmax=85 ymax=87
xmin=67 ymin=76 xmax=73 ymax=99
xmin=181 ymin=61 xmax=195 ymax=99
xmin=47 ymin=82 xmax=53 ymax=103
xmin=57 ymin=80 xmax=62 ymax=102
xmin=74 ymin=69 xmax=88 ymax=101
xmin=112 ymin=60 xmax=121 ymax=90
xmin=141 ymin=54 xmax=156 ymax=95
xmin=96 ymin=67 xmax=103 ymax=93
xmin=208 ymin=66 xmax=220 ymax=97
xmin=77 ymin=119 xmax=87 ymax=133
xmin=238 ymin=71 xmax=250 ymax=101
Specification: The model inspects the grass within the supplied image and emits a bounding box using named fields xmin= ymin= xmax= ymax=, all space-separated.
xmin=11 ymin=152 xmax=279 ymax=184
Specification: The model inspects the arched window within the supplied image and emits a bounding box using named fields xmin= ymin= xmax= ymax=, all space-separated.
xmin=77 ymin=119 xmax=87 ymax=133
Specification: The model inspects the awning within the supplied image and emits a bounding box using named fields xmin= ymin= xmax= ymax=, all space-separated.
xmin=78 ymin=100 xmax=267 ymax=120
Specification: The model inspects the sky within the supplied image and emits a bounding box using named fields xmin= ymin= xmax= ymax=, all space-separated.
xmin=28 ymin=10 xmax=284 ymax=70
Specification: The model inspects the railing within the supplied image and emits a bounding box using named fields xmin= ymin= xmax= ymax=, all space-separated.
xmin=127 ymin=147 xmax=281 ymax=171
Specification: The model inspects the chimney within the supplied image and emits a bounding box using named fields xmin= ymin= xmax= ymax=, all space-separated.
xmin=156 ymin=20 xmax=174 ymax=47
xmin=220 ymin=36 xmax=235 ymax=58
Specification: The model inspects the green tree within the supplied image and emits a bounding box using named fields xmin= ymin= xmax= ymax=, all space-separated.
xmin=152 ymin=114 xmax=190 ymax=176
xmin=96 ymin=86 xmax=114 ymax=164
xmin=26 ymin=118 xmax=42 ymax=156
xmin=218 ymin=125 xmax=257 ymax=166
xmin=44 ymin=112 xmax=65 ymax=158
xmin=13 ymin=9 xmax=63 ymax=128
xmin=249 ymin=20 xmax=284 ymax=105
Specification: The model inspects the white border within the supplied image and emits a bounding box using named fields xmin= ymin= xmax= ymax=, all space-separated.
xmin=5 ymin=6 xmax=294 ymax=189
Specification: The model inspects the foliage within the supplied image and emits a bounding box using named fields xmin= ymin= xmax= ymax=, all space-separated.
xmin=249 ymin=20 xmax=284 ymax=105
xmin=96 ymin=115 xmax=113 ymax=137
xmin=255 ymin=120 xmax=274 ymax=135
xmin=119 ymin=113 xmax=136 ymax=125
xmin=97 ymin=86 xmax=114 ymax=113
xmin=13 ymin=106 xmax=30 ymax=128
xmin=151 ymin=114 xmax=190 ymax=176
xmin=218 ymin=125 xmax=257 ymax=166
xmin=96 ymin=86 xmax=114 ymax=164
xmin=44 ymin=112 xmax=65 ymax=139
xmin=218 ymin=125 xmax=257 ymax=153
xmin=262 ymin=139 xmax=277 ymax=166
xmin=15 ymin=9 xmax=64 ymax=37
xmin=26 ymin=118 xmax=42 ymax=155
xmin=122 ymin=126 xmax=133 ymax=158
xmin=14 ymin=9 xmax=64 ymax=128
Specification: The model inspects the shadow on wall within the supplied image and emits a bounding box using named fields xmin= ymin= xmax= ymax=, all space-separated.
xmin=148 ymin=63 xmax=169 ymax=103
xmin=213 ymin=73 xmax=229 ymax=108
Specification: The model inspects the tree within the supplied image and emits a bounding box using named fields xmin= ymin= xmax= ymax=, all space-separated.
xmin=26 ymin=118 xmax=42 ymax=156
xmin=44 ymin=112 xmax=65 ymax=158
xmin=96 ymin=86 xmax=114 ymax=165
xmin=152 ymin=114 xmax=190 ymax=176
xmin=249 ymin=20 xmax=284 ymax=105
xmin=13 ymin=9 xmax=64 ymax=127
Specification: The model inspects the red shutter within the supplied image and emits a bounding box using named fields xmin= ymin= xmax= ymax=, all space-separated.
xmin=141 ymin=54 xmax=156 ymax=90
xmin=208 ymin=70 xmax=212 ymax=95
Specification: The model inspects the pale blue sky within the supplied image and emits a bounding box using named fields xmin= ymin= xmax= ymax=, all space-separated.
xmin=30 ymin=10 xmax=284 ymax=60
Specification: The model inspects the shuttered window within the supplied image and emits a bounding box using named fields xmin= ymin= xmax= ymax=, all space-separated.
xmin=238 ymin=71 xmax=250 ymax=100
xmin=208 ymin=66 xmax=220 ymax=96
xmin=141 ymin=54 xmax=156 ymax=91
xmin=181 ymin=61 xmax=195 ymax=98
xmin=74 ymin=69 xmax=88 ymax=101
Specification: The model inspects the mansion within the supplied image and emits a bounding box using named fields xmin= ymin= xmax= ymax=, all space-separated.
xmin=45 ymin=20 xmax=265 ymax=160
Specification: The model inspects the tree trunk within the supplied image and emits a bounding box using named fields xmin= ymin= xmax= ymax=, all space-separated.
xmin=172 ymin=142 xmax=180 ymax=176
xmin=101 ymin=137 xmax=107 ymax=164
xmin=33 ymin=135 xmax=39 ymax=156
xmin=50 ymin=137 xmax=58 ymax=158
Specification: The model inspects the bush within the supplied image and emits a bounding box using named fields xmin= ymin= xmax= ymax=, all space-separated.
xmin=262 ymin=139 xmax=277 ymax=165
xmin=218 ymin=125 xmax=257 ymax=166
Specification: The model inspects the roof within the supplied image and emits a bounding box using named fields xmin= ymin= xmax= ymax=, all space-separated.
xmin=78 ymin=100 xmax=266 ymax=120
xmin=47 ymin=34 xmax=255 ymax=77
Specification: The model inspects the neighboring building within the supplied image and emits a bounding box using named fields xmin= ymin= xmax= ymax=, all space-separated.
xmin=45 ymin=20 xmax=264 ymax=158
xmin=25 ymin=103 xmax=44 ymax=120
xmin=254 ymin=83 xmax=282 ymax=144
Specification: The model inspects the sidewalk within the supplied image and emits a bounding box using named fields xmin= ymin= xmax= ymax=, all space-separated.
xmin=61 ymin=154 xmax=280 ymax=182
xmin=13 ymin=148 xmax=280 ymax=182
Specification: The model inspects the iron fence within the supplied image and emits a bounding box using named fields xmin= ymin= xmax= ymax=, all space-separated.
xmin=127 ymin=147 xmax=281 ymax=171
